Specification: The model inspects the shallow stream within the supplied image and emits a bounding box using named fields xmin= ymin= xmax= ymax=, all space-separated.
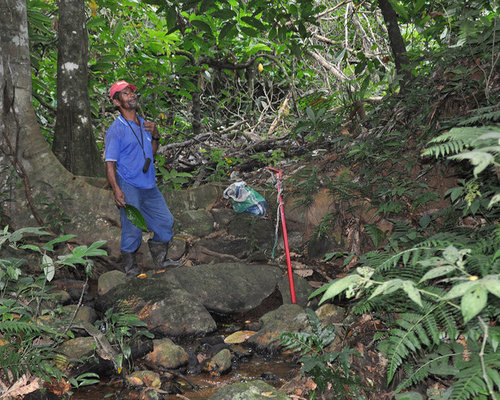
xmin=71 ymin=351 xmax=299 ymax=399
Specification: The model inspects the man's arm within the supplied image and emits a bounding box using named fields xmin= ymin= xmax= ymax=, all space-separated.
xmin=143 ymin=121 xmax=160 ymax=155
xmin=106 ymin=161 xmax=126 ymax=207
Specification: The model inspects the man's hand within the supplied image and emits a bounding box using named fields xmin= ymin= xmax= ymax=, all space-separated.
xmin=113 ymin=188 xmax=126 ymax=208
xmin=143 ymin=121 xmax=159 ymax=138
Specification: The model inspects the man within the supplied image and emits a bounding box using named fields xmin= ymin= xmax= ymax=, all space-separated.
xmin=105 ymin=80 xmax=182 ymax=277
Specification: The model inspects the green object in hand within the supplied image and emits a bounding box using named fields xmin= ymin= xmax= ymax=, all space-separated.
xmin=124 ymin=205 xmax=148 ymax=231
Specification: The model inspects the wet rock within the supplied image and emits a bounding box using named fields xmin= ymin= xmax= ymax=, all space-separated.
xmin=204 ymin=348 xmax=232 ymax=374
xmin=127 ymin=370 xmax=161 ymax=388
xmin=188 ymin=241 xmax=246 ymax=264
xmin=98 ymin=269 xmax=126 ymax=296
xmin=57 ymin=336 xmax=96 ymax=360
xmin=247 ymin=304 xmax=308 ymax=354
xmin=229 ymin=344 xmax=253 ymax=360
xmin=51 ymin=289 xmax=71 ymax=304
xmin=56 ymin=336 xmax=98 ymax=372
xmin=170 ymin=263 xmax=282 ymax=314
xmin=95 ymin=276 xmax=217 ymax=337
xmin=223 ymin=330 xmax=257 ymax=344
xmin=226 ymin=213 xmax=274 ymax=249
xmin=315 ymin=303 xmax=345 ymax=325
xmin=62 ymin=305 xmax=97 ymax=324
xmin=260 ymin=371 xmax=280 ymax=381
xmin=186 ymin=350 xmax=202 ymax=374
xmin=285 ymin=188 xmax=336 ymax=248
xmin=140 ymin=389 xmax=161 ymax=400
xmin=165 ymin=184 xmax=221 ymax=211
xmin=192 ymin=237 xmax=249 ymax=259
xmin=145 ymin=338 xmax=189 ymax=369
xmin=210 ymin=208 xmax=235 ymax=227
xmin=278 ymin=273 xmax=313 ymax=307
xmin=175 ymin=209 xmax=214 ymax=237
xmin=208 ymin=379 xmax=290 ymax=399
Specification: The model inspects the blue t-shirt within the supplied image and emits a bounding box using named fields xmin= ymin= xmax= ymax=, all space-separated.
xmin=104 ymin=115 xmax=156 ymax=189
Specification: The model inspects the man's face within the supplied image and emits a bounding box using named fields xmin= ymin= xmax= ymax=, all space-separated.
xmin=116 ymin=88 xmax=137 ymax=110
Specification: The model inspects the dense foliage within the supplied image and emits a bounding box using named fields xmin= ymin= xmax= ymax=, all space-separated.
xmin=15 ymin=0 xmax=500 ymax=398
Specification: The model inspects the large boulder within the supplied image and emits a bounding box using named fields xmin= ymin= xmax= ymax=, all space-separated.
xmin=95 ymin=275 xmax=217 ymax=337
xmin=278 ymin=273 xmax=313 ymax=307
xmin=247 ymin=304 xmax=308 ymax=353
xmin=145 ymin=338 xmax=189 ymax=369
xmin=169 ymin=263 xmax=283 ymax=314
xmin=175 ymin=209 xmax=214 ymax=237
xmin=165 ymin=184 xmax=221 ymax=211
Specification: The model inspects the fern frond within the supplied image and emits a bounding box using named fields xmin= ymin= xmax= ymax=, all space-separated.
xmin=447 ymin=347 xmax=500 ymax=400
xmin=0 ymin=320 xmax=54 ymax=336
xmin=279 ymin=332 xmax=316 ymax=356
xmin=381 ymin=301 xmax=455 ymax=383
xmin=458 ymin=106 xmax=500 ymax=126
xmin=395 ymin=343 xmax=461 ymax=393
xmin=422 ymin=126 xmax=500 ymax=159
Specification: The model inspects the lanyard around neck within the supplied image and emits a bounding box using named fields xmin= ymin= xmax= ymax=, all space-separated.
xmin=122 ymin=116 xmax=146 ymax=160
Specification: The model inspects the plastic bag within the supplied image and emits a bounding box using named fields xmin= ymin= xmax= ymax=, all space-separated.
xmin=223 ymin=181 xmax=266 ymax=217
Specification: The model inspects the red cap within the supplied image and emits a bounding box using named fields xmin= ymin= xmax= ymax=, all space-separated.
xmin=109 ymin=80 xmax=137 ymax=99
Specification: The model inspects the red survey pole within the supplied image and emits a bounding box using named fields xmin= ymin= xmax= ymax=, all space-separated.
xmin=267 ymin=167 xmax=296 ymax=304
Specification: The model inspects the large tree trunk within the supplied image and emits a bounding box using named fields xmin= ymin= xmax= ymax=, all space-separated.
xmin=377 ymin=0 xmax=411 ymax=91
xmin=0 ymin=0 xmax=120 ymax=258
xmin=52 ymin=0 xmax=105 ymax=177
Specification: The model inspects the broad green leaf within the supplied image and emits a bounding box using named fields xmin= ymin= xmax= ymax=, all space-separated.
xmin=387 ymin=0 xmax=409 ymax=20
xmin=247 ymin=43 xmax=272 ymax=55
xmin=166 ymin=6 xmax=178 ymax=31
xmin=402 ymin=281 xmax=423 ymax=307
xmin=191 ymin=19 xmax=213 ymax=35
xmin=240 ymin=26 xmax=258 ymax=37
xmin=42 ymin=254 xmax=55 ymax=282
xmin=442 ymin=245 xmax=460 ymax=263
xmin=483 ymin=276 xmax=500 ymax=297
xmin=420 ymin=265 xmax=457 ymax=283
xmin=124 ymin=205 xmax=148 ymax=231
xmin=488 ymin=193 xmax=500 ymax=209
xmin=449 ymin=151 xmax=494 ymax=177
xmin=414 ymin=0 xmax=426 ymax=13
xmin=319 ymin=274 xmax=362 ymax=304
xmin=6 ymin=265 xmax=22 ymax=281
xmin=43 ymin=234 xmax=76 ymax=251
xmin=113 ymin=20 xmax=124 ymax=41
xmin=443 ymin=281 xmax=476 ymax=300
xmin=219 ymin=21 xmax=237 ymax=41
xmin=490 ymin=328 xmax=499 ymax=352
xmin=19 ymin=244 xmax=41 ymax=252
xmin=461 ymin=284 xmax=487 ymax=324
xmin=210 ymin=9 xmax=237 ymax=19
xmin=241 ymin=16 xmax=265 ymax=31
xmin=369 ymin=279 xmax=404 ymax=299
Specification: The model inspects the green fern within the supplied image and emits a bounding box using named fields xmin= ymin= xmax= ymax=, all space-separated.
xmin=277 ymin=308 xmax=361 ymax=399
xmin=458 ymin=106 xmax=500 ymax=126
xmin=422 ymin=126 xmax=500 ymax=158
xmin=379 ymin=302 xmax=456 ymax=383
xmin=0 ymin=320 xmax=56 ymax=336
xmin=451 ymin=352 xmax=500 ymax=400
xmin=395 ymin=342 xmax=462 ymax=394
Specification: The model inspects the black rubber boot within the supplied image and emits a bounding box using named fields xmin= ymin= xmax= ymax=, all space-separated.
xmin=121 ymin=251 xmax=140 ymax=278
xmin=148 ymin=239 xmax=183 ymax=270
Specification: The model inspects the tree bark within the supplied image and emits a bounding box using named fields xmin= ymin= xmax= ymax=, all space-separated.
xmin=52 ymin=0 xmax=105 ymax=177
xmin=377 ymin=0 xmax=411 ymax=91
xmin=0 ymin=0 xmax=120 ymax=257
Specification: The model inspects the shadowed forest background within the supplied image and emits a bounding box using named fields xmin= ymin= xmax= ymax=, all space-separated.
xmin=0 ymin=0 xmax=499 ymax=399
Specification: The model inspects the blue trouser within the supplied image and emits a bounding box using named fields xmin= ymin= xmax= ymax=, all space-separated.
xmin=118 ymin=175 xmax=174 ymax=253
